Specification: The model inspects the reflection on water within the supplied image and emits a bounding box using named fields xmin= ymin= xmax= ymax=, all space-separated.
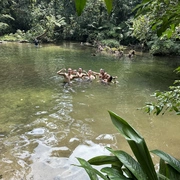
xmin=26 ymin=140 xmax=110 ymax=180
xmin=0 ymin=42 xmax=180 ymax=179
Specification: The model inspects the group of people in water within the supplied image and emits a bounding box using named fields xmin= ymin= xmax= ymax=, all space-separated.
xmin=57 ymin=67 xmax=118 ymax=86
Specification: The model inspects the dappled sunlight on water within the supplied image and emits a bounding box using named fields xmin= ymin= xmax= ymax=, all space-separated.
xmin=0 ymin=42 xmax=180 ymax=179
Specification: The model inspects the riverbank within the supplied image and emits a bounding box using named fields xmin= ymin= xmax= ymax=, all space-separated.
xmin=0 ymin=39 xmax=141 ymax=59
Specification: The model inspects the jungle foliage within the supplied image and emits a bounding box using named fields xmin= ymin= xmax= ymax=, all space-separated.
xmin=133 ymin=0 xmax=180 ymax=55
xmin=1 ymin=0 xmax=180 ymax=55
xmin=143 ymin=67 xmax=180 ymax=115
xmin=0 ymin=0 xmax=140 ymax=44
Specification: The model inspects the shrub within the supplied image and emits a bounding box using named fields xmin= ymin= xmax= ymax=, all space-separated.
xmin=150 ymin=39 xmax=180 ymax=56
xmin=100 ymin=39 xmax=120 ymax=48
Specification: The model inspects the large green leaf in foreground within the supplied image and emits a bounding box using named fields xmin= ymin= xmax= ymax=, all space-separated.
xmin=75 ymin=0 xmax=113 ymax=16
xmin=88 ymin=155 xmax=122 ymax=167
xmin=104 ymin=0 xmax=113 ymax=14
xmin=108 ymin=111 xmax=158 ymax=180
xmin=151 ymin=149 xmax=180 ymax=173
xmin=76 ymin=157 xmax=108 ymax=180
xmin=75 ymin=0 xmax=87 ymax=16
xmin=158 ymin=158 xmax=180 ymax=180
xmin=107 ymin=148 xmax=147 ymax=180
xmin=101 ymin=167 xmax=129 ymax=180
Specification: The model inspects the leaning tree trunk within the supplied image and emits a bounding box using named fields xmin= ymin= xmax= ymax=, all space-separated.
xmin=35 ymin=27 xmax=49 ymax=40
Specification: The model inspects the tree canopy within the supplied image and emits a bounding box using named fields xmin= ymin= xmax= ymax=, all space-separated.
xmin=1 ymin=0 xmax=180 ymax=55
xmin=134 ymin=0 xmax=180 ymax=38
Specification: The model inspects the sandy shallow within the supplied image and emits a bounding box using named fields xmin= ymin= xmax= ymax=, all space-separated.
xmin=26 ymin=140 xmax=110 ymax=180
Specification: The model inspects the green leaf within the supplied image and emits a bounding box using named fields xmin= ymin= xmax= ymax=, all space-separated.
xmin=158 ymin=158 xmax=180 ymax=180
xmin=108 ymin=111 xmax=158 ymax=180
xmin=158 ymin=159 xmax=171 ymax=180
xmin=121 ymin=165 xmax=134 ymax=178
xmin=101 ymin=167 xmax=129 ymax=180
xmin=107 ymin=148 xmax=147 ymax=180
xmin=104 ymin=0 xmax=113 ymax=14
xmin=157 ymin=173 xmax=170 ymax=180
xmin=1 ymin=14 xmax=15 ymax=21
xmin=76 ymin=158 xmax=108 ymax=180
xmin=133 ymin=0 xmax=152 ymax=16
xmin=76 ymin=158 xmax=98 ymax=180
xmin=88 ymin=155 xmax=122 ymax=167
xmin=141 ymin=0 xmax=152 ymax=3
xmin=75 ymin=0 xmax=87 ymax=16
xmin=172 ymin=106 xmax=179 ymax=112
xmin=151 ymin=150 xmax=180 ymax=173
xmin=108 ymin=111 xmax=141 ymax=141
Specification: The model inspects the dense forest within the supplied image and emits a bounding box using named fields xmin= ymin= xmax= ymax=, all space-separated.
xmin=0 ymin=0 xmax=180 ymax=55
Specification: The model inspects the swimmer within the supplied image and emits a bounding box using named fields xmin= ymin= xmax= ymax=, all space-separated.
xmin=76 ymin=68 xmax=87 ymax=78
xmin=101 ymin=76 xmax=113 ymax=85
xmin=99 ymin=71 xmax=118 ymax=85
xmin=57 ymin=68 xmax=78 ymax=85
xmin=84 ymin=70 xmax=96 ymax=81
xmin=93 ymin=68 xmax=107 ymax=80
xmin=72 ymin=69 xmax=78 ymax=75
xmin=34 ymin=38 xmax=39 ymax=47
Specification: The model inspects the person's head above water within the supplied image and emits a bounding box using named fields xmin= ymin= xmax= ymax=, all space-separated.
xmin=67 ymin=68 xmax=72 ymax=74
xmin=107 ymin=76 xmax=113 ymax=82
xmin=100 ymin=68 xmax=105 ymax=75
xmin=88 ymin=70 xmax=92 ymax=74
xmin=78 ymin=68 xmax=83 ymax=73
xmin=72 ymin=69 xmax=77 ymax=75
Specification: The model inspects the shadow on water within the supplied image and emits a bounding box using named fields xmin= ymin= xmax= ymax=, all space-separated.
xmin=0 ymin=42 xmax=180 ymax=179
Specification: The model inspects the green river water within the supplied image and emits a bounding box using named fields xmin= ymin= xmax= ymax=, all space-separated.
xmin=0 ymin=42 xmax=180 ymax=180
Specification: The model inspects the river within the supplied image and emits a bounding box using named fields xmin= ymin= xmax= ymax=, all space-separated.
xmin=0 ymin=42 xmax=180 ymax=180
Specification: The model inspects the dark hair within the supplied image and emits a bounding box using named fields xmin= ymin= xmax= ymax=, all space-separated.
xmin=108 ymin=76 xmax=113 ymax=82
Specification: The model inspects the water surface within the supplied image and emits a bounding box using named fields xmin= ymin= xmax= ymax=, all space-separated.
xmin=0 ymin=42 xmax=180 ymax=179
